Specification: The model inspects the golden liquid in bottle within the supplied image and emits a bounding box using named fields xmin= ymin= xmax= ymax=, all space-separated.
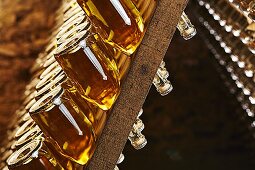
xmin=92 ymin=108 xmax=107 ymax=136
xmin=77 ymin=0 xmax=145 ymax=54
xmin=30 ymin=87 xmax=96 ymax=165
xmin=44 ymin=139 xmax=84 ymax=170
xmin=55 ymin=34 xmax=120 ymax=110
xmin=131 ymin=0 xmax=157 ymax=24
xmin=61 ymin=80 xmax=107 ymax=136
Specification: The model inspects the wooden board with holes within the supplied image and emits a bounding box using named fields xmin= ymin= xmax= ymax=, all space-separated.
xmin=87 ymin=0 xmax=188 ymax=169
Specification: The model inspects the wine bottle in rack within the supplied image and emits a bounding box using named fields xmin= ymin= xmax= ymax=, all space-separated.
xmin=76 ymin=0 xmax=145 ymax=55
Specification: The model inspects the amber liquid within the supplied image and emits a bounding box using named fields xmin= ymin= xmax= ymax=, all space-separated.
xmin=44 ymin=139 xmax=83 ymax=170
xmin=62 ymin=80 xmax=108 ymax=136
xmin=131 ymin=0 xmax=157 ymax=24
xmin=31 ymin=92 xmax=96 ymax=165
xmin=77 ymin=0 xmax=145 ymax=54
xmin=55 ymin=36 xmax=120 ymax=110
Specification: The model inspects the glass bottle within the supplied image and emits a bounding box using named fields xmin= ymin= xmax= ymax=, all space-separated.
xmin=7 ymin=139 xmax=63 ymax=170
xmin=55 ymin=30 xmax=120 ymax=110
xmin=29 ymin=86 xmax=96 ymax=165
xmin=13 ymin=126 xmax=42 ymax=151
xmin=76 ymin=0 xmax=145 ymax=54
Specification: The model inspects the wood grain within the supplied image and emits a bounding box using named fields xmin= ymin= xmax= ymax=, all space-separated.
xmin=87 ymin=0 xmax=188 ymax=169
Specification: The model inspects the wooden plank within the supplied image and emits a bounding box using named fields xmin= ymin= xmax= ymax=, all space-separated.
xmin=87 ymin=0 xmax=188 ymax=169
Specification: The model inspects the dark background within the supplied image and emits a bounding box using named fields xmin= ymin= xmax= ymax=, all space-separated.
xmin=121 ymin=32 xmax=255 ymax=170
xmin=120 ymin=7 xmax=255 ymax=169
xmin=0 ymin=1 xmax=255 ymax=169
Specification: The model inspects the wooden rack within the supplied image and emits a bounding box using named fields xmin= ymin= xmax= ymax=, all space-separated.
xmin=87 ymin=0 xmax=188 ymax=169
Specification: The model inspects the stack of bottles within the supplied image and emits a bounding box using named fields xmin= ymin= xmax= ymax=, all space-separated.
xmin=0 ymin=0 xmax=196 ymax=169
xmin=193 ymin=0 xmax=255 ymax=131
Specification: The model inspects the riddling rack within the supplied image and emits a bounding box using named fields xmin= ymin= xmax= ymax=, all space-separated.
xmin=0 ymin=0 xmax=190 ymax=170
xmin=193 ymin=0 xmax=255 ymax=132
